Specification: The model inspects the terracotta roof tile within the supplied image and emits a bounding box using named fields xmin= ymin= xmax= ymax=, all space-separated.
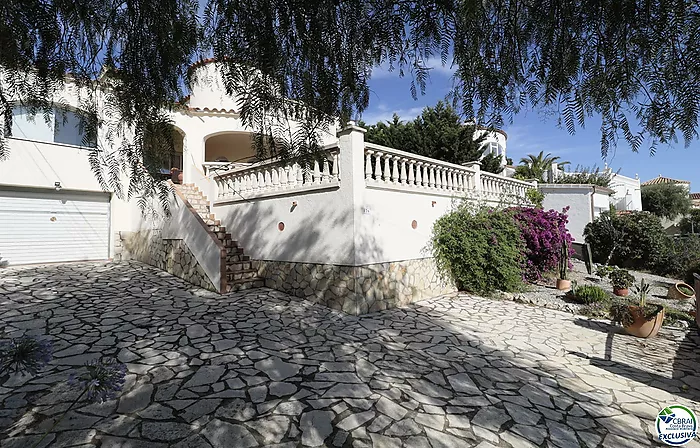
xmin=641 ymin=175 xmax=691 ymax=186
xmin=690 ymin=193 xmax=700 ymax=200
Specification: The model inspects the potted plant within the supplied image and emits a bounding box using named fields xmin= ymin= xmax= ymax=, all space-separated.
xmin=556 ymin=241 xmax=571 ymax=290
xmin=667 ymin=282 xmax=695 ymax=300
xmin=610 ymin=279 xmax=664 ymax=338
xmin=610 ymin=268 xmax=634 ymax=296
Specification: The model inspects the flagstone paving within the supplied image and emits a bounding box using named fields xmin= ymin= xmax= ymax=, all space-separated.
xmin=1 ymin=261 xmax=700 ymax=447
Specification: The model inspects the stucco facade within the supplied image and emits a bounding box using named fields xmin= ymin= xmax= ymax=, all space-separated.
xmin=540 ymin=184 xmax=615 ymax=242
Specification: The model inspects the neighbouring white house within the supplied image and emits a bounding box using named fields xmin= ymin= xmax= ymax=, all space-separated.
xmin=0 ymin=60 xmax=535 ymax=314
xmin=537 ymin=164 xmax=642 ymax=242
xmin=474 ymin=126 xmax=509 ymax=168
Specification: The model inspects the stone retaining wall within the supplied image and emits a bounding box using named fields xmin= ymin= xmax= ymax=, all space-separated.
xmin=116 ymin=231 xmax=216 ymax=292
xmin=257 ymin=257 xmax=455 ymax=315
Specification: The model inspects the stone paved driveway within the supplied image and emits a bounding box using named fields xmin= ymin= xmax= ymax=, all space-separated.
xmin=1 ymin=261 xmax=700 ymax=448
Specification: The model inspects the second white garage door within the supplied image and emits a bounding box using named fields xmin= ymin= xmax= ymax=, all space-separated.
xmin=0 ymin=188 xmax=110 ymax=266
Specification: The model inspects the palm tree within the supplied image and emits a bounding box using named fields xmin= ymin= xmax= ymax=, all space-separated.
xmin=514 ymin=151 xmax=567 ymax=181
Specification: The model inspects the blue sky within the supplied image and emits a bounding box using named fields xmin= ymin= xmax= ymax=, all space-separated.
xmin=361 ymin=61 xmax=700 ymax=192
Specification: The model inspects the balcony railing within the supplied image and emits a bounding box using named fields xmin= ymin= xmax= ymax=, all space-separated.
xmin=364 ymin=142 xmax=535 ymax=201
xmin=364 ymin=143 xmax=479 ymax=195
xmin=480 ymin=171 xmax=536 ymax=200
xmin=212 ymin=146 xmax=340 ymax=203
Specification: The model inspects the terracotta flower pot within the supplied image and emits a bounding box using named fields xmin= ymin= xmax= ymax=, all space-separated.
xmin=624 ymin=305 xmax=664 ymax=338
xmin=613 ymin=287 xmax=629 ymax=297
xmin=667 ymin=282 xmax=695 ymax=300
xmin=556 ymin=279 xmax=571 ymax=291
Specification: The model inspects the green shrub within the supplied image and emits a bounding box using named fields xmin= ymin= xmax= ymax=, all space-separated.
xmin=610 ymin=268 xmax=635 ymax=289
xmin=684 ymin=260 xmax=700 ymax=286
xmin=679 ymin=209 xmax=700 ymax=234
xmin=664 ymin=308 xmax=695 ymax=326
xmin=552 ymin=165 xmax=614 ymax=187
xmin=431 ymin=205 xmax=525 ymax=294
xmin=583 ymin=211 xmax=669 ymax=270
xmin=570 ymin=283 xmax=609 ymax=304
xmin=525 ymin=188 xmax=545 ymax=208
xmin=655 ymin=235 xmax=700 ymax=280
xmin=641 ymin=183 xmax=692 ymax=219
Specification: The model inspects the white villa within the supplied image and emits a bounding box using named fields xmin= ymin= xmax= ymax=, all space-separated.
xmin=0 ymin=60 xmax=535 ymax=314
xmin=537 ymin=164 xmax=642 ymax=242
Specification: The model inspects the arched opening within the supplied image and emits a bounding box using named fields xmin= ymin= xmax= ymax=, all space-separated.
xmin=160 ymin=128 xmax=185 ymax=183
xmin=204 ymin=132 xmax=257 ymax=163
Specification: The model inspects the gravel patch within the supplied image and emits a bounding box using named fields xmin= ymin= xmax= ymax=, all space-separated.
xmin=494 ymin=260 xmax=696 ymax=329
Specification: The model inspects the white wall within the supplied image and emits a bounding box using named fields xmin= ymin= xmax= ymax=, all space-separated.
xmin=180 ymin=61 xmax=338 ymax=200
xmin=540 ymin=185 xmax=593 ymax=243
xmin=213 ymin=124 xmax=524 ymax=266
xmin=473 ymin=128 xmax=508 ymax=166
xmin=609 ymin=173 xmax=642 ymax=211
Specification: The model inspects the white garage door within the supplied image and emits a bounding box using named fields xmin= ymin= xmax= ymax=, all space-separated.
xmin=0 ymin=189 xmax=110 ymax=266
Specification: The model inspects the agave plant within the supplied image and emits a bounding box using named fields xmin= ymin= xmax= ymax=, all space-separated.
xmin=633 ymin=278 xmax=651 ymax=307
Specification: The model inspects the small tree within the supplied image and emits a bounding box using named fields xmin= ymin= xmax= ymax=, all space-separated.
xmin=513 ymin=151 xmax=567 ymax=182
xmin=363 ymin=101 xmax=503 ymax=173
xmin=679 ymin=209 xmax=700 ymax=234
xmin=641 ymin=183 xmax=692 ymax=219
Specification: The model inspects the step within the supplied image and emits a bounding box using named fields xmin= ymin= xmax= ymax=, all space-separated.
xmin=226 ymin=248 xmax=246 ymax=256
xmin=224 ymin=239 xmax=239 ymax=248
xmin=216 ymin=232 xmax=235 ymax=241
xmin=225 ymin=278 xmax=265 ymax=293
xmin=226 ymin=261 xmax=253 ymax=272
xmin=208 ymin=225 xmax=226 ymax=233
xmin=226 ymin=270 xmax=258 ymax=281
xmin=226 ymin=254 xmax=250 ymax=263
xmin=204 ymin=219 xmax=221 ymax=226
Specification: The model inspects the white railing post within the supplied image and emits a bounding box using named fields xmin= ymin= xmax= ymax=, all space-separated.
xmin=337 ymin=119 xmax=366 ymax=193
xmin=463 ymin=161 xmax=482 ymax=198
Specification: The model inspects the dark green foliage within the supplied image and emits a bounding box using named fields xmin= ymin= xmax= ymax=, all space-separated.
xmin=664 ymin=308 xmax=694 ymax=326
xmin=679 ymin=209 xmax=700 ymax=234
xmin=431 ymin=205 xmax=525 ymax=294
xmin=684 ymin=260 xmax=700 ymax=286
xmin=610 ymin=269 xmax=635 ymax=289
xmin=678 ymin=284 xmax=694 ymax=296
xmin=584 ymin=211 xmax=669 ymax=270
xmin=3 ymin=0 xmax=700 ymax=204
xmin=641 ymin=184 xmax=692 ymax=219
xmin=609 ymin=300 xmax=662 ymax=327
xmin=570 ymin=283 xmax=609 ymax=304
xmin=552 ymin=165 xmax=615 ymax=187
xmin=654 ymin=235 xmax=700 ymax=280
xmin=363 ymin=102 xmax=503 ymax=173
xmin=513 ymin=151 xmax=565 ymax=181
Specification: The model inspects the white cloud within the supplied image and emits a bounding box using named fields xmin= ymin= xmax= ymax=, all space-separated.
xmin=370 ymin=56 xmax=456 ymax=80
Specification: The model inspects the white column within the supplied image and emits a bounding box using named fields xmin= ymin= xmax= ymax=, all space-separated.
xmin=463 ymin=161 xmax=482 ymax=197
xmin=337 ymin=121 xmax=367 ymax=269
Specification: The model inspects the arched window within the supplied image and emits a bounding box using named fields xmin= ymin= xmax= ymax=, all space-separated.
xmin=10 ymin=105 xmax=97 ymax=148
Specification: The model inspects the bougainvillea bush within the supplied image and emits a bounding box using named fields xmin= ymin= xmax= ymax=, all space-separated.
xmin=431 ymin=204 xmax=526 ymax=294
xmin=510 ymin=207 xmax=574 ymax=281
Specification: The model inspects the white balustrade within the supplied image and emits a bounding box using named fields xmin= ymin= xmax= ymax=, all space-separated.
xmin=480 ymin=171 xmax=534 ymax=199
xmin=364 ymin=142 xmax=535 ymax=202
xmin=213 ymin=147 xmax=340 ymax=202
xmin=364 ymin=143 xmax=477 ymax=195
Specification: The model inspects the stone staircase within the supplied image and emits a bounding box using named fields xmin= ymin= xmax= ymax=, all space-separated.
xmin=175 ymin=183 xmax=263 ymax=293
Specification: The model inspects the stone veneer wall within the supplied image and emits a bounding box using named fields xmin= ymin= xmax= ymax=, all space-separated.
xmin=116 ymin=231 xmax=217 ymax=292
xmin=257 ymin=257 xmax=455 ymax=315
